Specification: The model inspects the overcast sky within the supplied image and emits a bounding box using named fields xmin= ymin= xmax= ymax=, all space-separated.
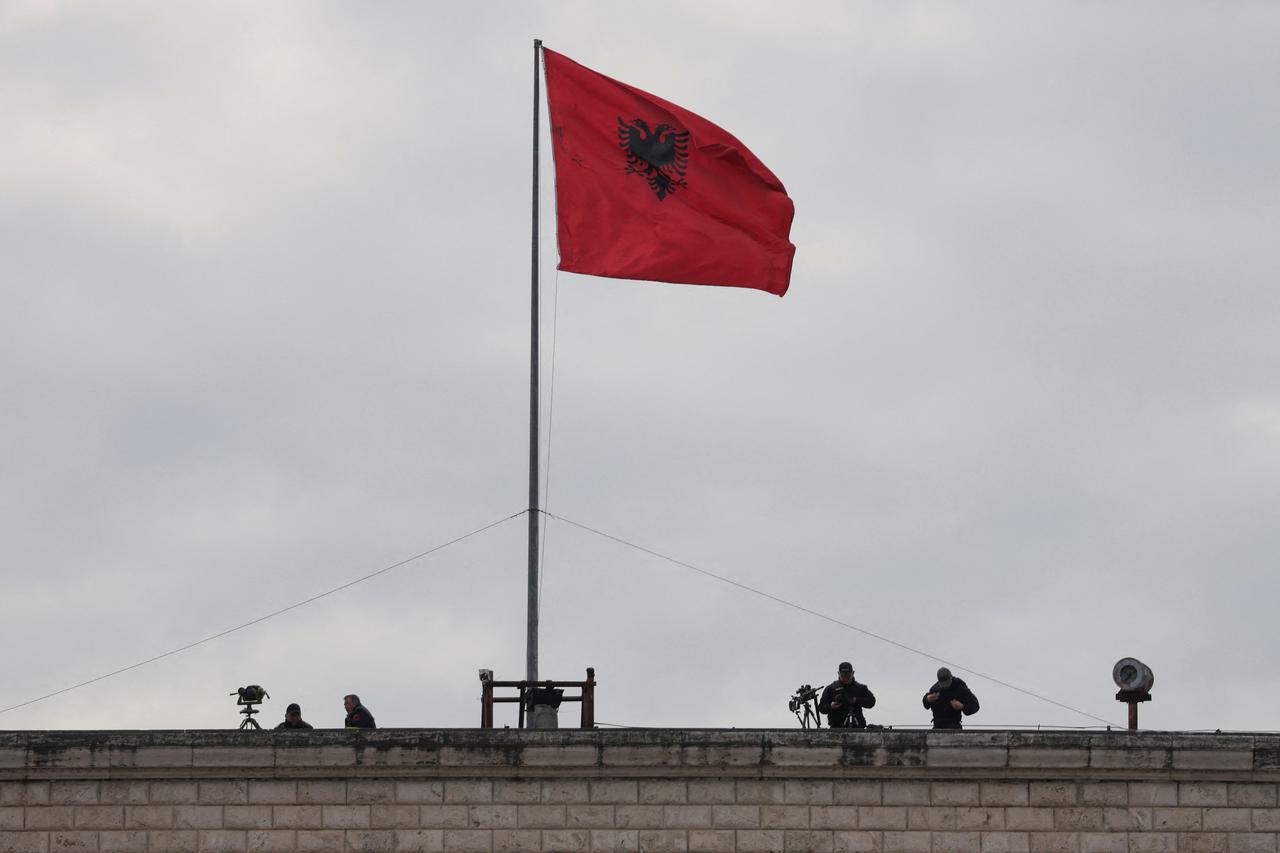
xmin=2 ymin=2 xmax=1278 ymax=734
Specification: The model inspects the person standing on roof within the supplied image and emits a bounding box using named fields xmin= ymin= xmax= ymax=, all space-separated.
xmin=343 ymin=694 xmax=377 ymax=729
xmin=817 ymin=661 xmax=876 ymax=728
xmin=923 ymin=667 xmax=979 ymax=729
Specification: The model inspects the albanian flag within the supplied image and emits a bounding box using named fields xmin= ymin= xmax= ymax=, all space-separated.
xmin=543 ymin=48 xmax=796 ymax=297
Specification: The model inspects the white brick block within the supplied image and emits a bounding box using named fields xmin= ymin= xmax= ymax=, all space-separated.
xmin=224 ymin=805 xmax=273 ymax=830
xmin=246 ymin=829 xmax=294 ymax=852
xmin=198 ymin=829 xmax=248 ymax=852
xmin=543 ymin=829 xmax=591 ymax=851
xmin=882 ymin=783 xmax=930 ymax=806
xmin=759 ymin=805 xmax=808 ymax=829
xmin=1054 ymin=808 xmax=1103 ymax=831
xmin=1079 ymin=833 xmax=1126 ymax=853
xmin=47 ymin=832 xmax=95 ymax=853
xmin=370 ymin=804 xmax=419 ymax=829
xmin=589 ymin=829 xmax=639 ymax=852
xmin=199 ymin=782 xmax=248 ymax=805
xmin=1026 ymin=832 xmax=1076 ymax=853
xmin=73 ymin=806 xmax=124 ymax=830
xmin=173 ymin=805 xmax=223 ymax=829
xmin=737 ymin=782 xmax=785 ymax=805
xmin=493 ymin=829 xmax=541 ymax=852
xmin=1153 ymin=807 xmax=1202 ymax=831
xmin=980 ymin=831 xmax=1030 ymax=853
xmin=687 ymin=829 xmax=735 ymax=852
xmin=443 ymin=782 xmax=492 ymax=805
xmin=639 ymin=782 xmax=687 ymax=805
xmin=99 ymin=830 xmax=148 ymax=853
xmin=687 ymin=782 xmax=733 ymax=805
xmin=247 ymin=782 xmax=296 ymax=805
xmin=1229 ymin=785 xmax=1277 ymax=808
xmin=344 ymin=829 xmax=395 ymax=852
xmin=1205 ymin=809 xmax=1252 ymax=832
xmin=320 ymin=805 xmax=369 ymax=829
xmin=590 ymin=782 xmax=638 ymax=804
xmin=441 ymin=829 xmax=491 ymax=852
xmin=832 ymin=830 xmax=882 ymax=852
xmin=932 ymin=831 xmax=981 ymax=853
xmin=784 ymin=829 xmax=834 ymax=852
xmin=811 ymin=807 xmax=860 ymax=831
xmin=148 ymin=830 xmax=197 ymax=852
xmin=347 ymin=781 xmax=396 ymax=804
xmin=785 ymin=781 xmax=832 ymax=805
xmin=296 ymin=781 xmax=345 ymax=805
xmin=710 ymin=806 xmax=759 ymax=829
xmin=881 ymin=830 xmax=930 ymax=853
xmin=542 ymin=781 xmax=590 ymax=804
xmin=295 ymin=829 xmax=343 ymax=852
xmin=48 ymin=783 xmax=97 ymax=806
xmin=1181 ymin=783 xmax=1229 ymax=807
xmin=272 ymin=806 xmax=323 ymax=830
xmin=1128 ymin=783 xmax=1178 ymax=807
xmin=858 ymin=808 xmax=907 ymax=831
xmin=1029 ymin=784 xmax=1077 ymax=807
xmin=956 ymin=807 xmax=1003 ymax=831
xmin=395 ymin=829 xmax=445 ymax=852
xmin=399 ymin=782 xmax=446 ymax=805
xmin=567 ymin=804 xmax=614 ymax=829
xmin=467 ymin=804 xmax=516 ymax=829
xmin=1004 ymin=809 xmax=1052 ymax=832
xmin=980 ymin=784 xmax=1028 ymax=807
xmin=906 ymin=806 xmax=956 ymax=830
xmin=516 ymin=804 xmax=565 ymax=829
xmin=124 ymin=805 xmax=174 ymax=829
xmin=614 ymin=806 xmax=663 ymax=829
xmin=932 ymin=784 xmax=979 ymax=807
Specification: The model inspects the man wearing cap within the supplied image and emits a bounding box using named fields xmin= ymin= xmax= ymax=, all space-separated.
xmin=817 ymin=662 xmax=876 ymax=728
xmin=274 ymin=703 xmax=313 ymax=730
xmin=923 ymin=668 xmax=979 ymax=729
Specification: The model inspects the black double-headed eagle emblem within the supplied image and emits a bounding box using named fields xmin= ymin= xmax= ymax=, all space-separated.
xmin=617 ymin=118 xmax=689 ymax=201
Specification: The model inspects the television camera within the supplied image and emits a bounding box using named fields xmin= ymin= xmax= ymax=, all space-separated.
xmin=231 ymin=685 xmax=270 ymax=730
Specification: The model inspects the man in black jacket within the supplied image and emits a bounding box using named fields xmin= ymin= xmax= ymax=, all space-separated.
xmin=343 ymin=694 xmax=377 ymax=729
xmin=923 ymin=667 xmax=979 ymax=729
xmin=274 ymin=703 xmax=314 ymax=730
xmin=818 ymin=661 xmax=876 ymax=728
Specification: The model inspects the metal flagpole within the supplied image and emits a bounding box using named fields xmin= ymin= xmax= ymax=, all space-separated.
xmin=526 ymin=38 xmax=542 ymax=683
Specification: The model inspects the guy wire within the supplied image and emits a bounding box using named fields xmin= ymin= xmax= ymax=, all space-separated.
xmin=0 ymin=510 xmax=526 ymax=716
xmin=544 ymin=511 xmax=1119 ymax=728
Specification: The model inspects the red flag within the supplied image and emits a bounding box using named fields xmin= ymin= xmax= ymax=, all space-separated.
xmin=543 ymin=48 xmax=796 ymax=297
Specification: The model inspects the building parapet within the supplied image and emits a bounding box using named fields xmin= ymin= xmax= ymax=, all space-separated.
xmin=2 ymin=729 xmax=1277 ymax=782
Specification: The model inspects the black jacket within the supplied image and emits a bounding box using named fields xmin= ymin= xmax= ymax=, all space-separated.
xmin=818 ymin=678 xmax=876 ymax=728
xmin=345 ymin=704 xmax=376 ymax=729
xmin=274 ymin=719 xmax=314 ymax=730
xmin=922 ymin=677 xmax=979 ymax=729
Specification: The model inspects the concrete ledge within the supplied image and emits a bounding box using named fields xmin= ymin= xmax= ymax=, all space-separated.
xmin=2 ymin=731 xmax=1279 ymax=782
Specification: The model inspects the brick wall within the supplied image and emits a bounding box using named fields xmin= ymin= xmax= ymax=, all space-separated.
xmin=2 ymin=730 xmax=1277 ymax=851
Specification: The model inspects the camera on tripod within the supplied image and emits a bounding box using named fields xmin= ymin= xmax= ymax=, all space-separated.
xmin=231 ymin=685 xmax=269 ymax=730
xmin=789 ymin=684 xmax=822 ymax=728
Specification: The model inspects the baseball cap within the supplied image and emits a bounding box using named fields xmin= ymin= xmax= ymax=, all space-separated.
xmin=286 ymin=703 xmax=301 ymax=715
xmin=838 ymin=662 xmax=854 ymax=674
xmin=936 ymin=668 xmax=953 ymax=689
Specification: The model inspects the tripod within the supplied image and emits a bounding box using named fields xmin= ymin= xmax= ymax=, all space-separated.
xmin=237 ymin=703 xmax=264 ymax=730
